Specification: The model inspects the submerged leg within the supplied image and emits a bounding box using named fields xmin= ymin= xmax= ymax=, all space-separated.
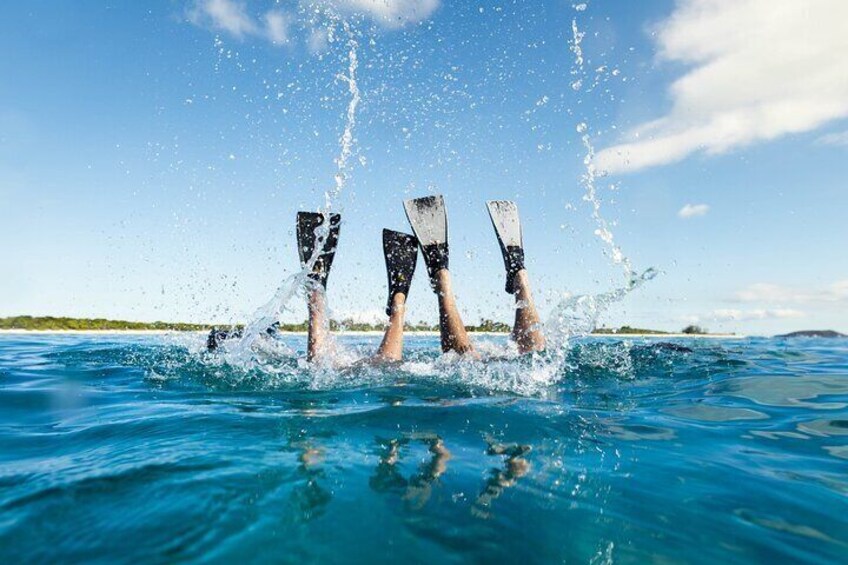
xmin=511 ymin=270 xmax=546 ymax=353
xmin=434 ymin=269 xmax=475 ymax=355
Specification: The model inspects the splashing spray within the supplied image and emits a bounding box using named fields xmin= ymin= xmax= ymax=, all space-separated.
xmin=546 ymin=3 xmax=657 ymax=347
xmin=228 ymin=17 xmax=362 ymax=365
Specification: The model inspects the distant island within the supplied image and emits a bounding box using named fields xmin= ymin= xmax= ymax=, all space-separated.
xmin=0 ymin=316 xmax=732 ymax=336
xmin=775 ymin=330 xmax=846 ymax=338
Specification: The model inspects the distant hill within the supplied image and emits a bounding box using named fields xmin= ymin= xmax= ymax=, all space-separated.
xmin=775 ymin=330 xmax=846 ymax=338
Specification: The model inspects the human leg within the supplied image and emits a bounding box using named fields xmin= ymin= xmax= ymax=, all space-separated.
xmin=510 ymin=270 xmax=546 ymax=353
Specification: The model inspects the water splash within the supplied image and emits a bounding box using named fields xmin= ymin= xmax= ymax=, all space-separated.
xmin=545 ymin=268 xmax=659 ymax=349
xmin=206 ymin=2 xmax=655 ymax=392
xmin=329 ymin=20 xmax=361 ymax=208
xmin=545 ymin=2 xmax=656 ymax=345
xmin=228 ymin=15 xmax=362 ymax=366
xmin=576 ymin=121 xmax=632 ymax=278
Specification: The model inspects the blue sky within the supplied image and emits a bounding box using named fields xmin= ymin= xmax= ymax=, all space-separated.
xmin=1 ymin=0 xmax=846 ymax=335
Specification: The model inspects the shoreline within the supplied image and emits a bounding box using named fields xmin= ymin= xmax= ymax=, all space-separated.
xmin=0 ymin=329 xmax=746 ymax=339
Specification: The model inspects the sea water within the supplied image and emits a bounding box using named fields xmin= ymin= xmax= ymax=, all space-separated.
xmin=1 ymin=333 xmax=846 ymax=563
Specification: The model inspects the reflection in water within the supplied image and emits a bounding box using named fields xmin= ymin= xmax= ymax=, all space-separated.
xmin=370 ymin=433 xmax=452 ymax=510
xmin=824 ymin=445 xmax=848 ymax=460
xmin=734 ymin=508 xmax=847 ymax=547
xmin=711 ymin=375 xmax=848 ymax=410
xmin=288 ymin=436 xmax=331 ymax=522
xmin=601 ymin=422 xmax=675 ymax=441
xmin=663 ymin=404 xmax=768 ymax=422
xmin=472 ymin=436 xmax=532 ymax=520
xmin=797 ymin=418 xmax=848 ymax=437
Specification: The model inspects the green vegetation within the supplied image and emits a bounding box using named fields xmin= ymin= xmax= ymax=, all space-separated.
xmin=593 ymin=325 xmax=669 ymax=335
xmin=2 ymin=316 xmax=682 ymax=336
xmin=472 ymin=319 xmax=512 ymax=333
xmin=0 ymin=316 xmax=211 ymax=332
xmin=681 ymin=324 xmax=707 ymax=335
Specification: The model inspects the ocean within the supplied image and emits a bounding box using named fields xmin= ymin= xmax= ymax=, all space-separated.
xmin=1 ymin=333 xmax=846 ymax=563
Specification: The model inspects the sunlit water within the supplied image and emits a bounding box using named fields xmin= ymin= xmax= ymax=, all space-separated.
xmin=2 ymin=334 xmax=846 ymax=563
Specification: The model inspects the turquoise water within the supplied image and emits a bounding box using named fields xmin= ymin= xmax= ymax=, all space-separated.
xmin=1 ymin=334 xmax=846 ymax=563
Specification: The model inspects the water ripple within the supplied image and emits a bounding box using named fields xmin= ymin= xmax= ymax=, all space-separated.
xmin=1 ymin=334 xmax=846 ymax=563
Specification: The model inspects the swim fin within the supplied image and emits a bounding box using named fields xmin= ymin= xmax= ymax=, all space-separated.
xmin=207 ymin=327 xmax=241 ymax=351
xmin=206 ymin=322 xmax=279 ymax=351
xmin=403 ymin=195 xmax=448 ymax=289
xmin=383 ymin=229 xmax=418 ymax=315
xmin=296 ymin=212 xmax=341 ymax=289
xmin=486 ymin=200 xmax=525 ymax=293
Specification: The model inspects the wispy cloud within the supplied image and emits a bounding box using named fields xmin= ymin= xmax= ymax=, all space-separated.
xmin=187 ymin=0 xmax=440 ymax=48
xmin=678 ymin=203 xmax=709 ymax=218
xmin=735 ymin=280 xmax=848 ymax=304
xmin=188 ymin=0 xmax=259 ymax=38
xmin=307 ymin=28 xmax=330 ymax=54
xmin=817 ymin=130 xmax=848 ymax=147
xmin=327 ymin=0 xmax=441 ymax=28
xmin=264 ymin=10 xmax=292 ymax=45
xmin=710 ymin=308 xmax=805 ymax=322
xmin=596 ymin=0 xmax=848 ymax=174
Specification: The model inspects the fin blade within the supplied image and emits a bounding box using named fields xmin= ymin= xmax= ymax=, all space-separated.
xmin=486 ymin=200 xmax=522 ymax=249
xmin=296 ymin=212 xmax=341 ymax=288
xmin=403 ymin=195 xmax=447 ymax=247
xmin=382 ymin=229 xmax=418 ymax=315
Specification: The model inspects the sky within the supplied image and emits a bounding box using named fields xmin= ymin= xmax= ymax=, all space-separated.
xmin=1 ymin=0 xmax=846 ymax=336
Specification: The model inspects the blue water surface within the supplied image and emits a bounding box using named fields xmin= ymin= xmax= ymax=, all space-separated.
xmin=1 ymin=333 xmax=846 ymax=563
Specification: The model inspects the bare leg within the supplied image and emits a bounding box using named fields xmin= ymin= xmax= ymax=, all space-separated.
xmin=307 ymin=286 xmax=329 ymax=362
xmin=511 ymin=269 xmax=546 ymax=354
xmin=433 ymin=269 xmax=475 ymax=355
xmin=373 ymin=293 xmax=407 ymax=362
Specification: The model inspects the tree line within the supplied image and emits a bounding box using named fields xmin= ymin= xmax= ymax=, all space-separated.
xmin=1 ymin=316 xmax=694 ymax=334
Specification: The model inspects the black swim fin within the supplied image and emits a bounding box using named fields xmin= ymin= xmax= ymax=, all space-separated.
xmin=486 ymin=200 xmax=525 ymax=294
xmin=206 ymin=322 xmax=279 ymax=352
xmin=403 ymin=195 xmax=448 ymax=289
xmin=207 ymin=327 xmax=241 ymax=351
xmin=296 ymin=212 xmax=341 ymax=289
xmin=383 ymin=229 xmax=418 ymax=315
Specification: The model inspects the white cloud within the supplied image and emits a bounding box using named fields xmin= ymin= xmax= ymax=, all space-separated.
xmin=678 ymin=203 xmax=709 ymax=218
xmin=188 ymin=0 xmax=440 ymax=47
xmin=188 ymin=0 xmax=258 ymax=38
xmin=710 ymin=308 xmax=805 ymax=321
xmin=596 ymin=0 xmax=848 ymax=174
xmin=307 ymin=28 xmax=330 ymax=54
xmin=325 ymin=0 xmax=441 ymax=28
xmin=264 ymin=10 xmax=292 ymax=45
xmin=735 ymin=280 xmax=848 ymax=304
xmin=817 ymin=130 xmax=848 ymax=147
